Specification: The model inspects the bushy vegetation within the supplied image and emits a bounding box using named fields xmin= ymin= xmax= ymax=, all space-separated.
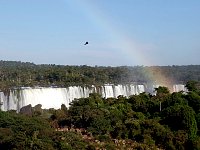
xmin=1 ymin=81 xmax=200 ymax=149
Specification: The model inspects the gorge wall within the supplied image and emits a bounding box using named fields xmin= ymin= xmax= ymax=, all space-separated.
xmin=0 ymin=84 xmax=187 ymax=111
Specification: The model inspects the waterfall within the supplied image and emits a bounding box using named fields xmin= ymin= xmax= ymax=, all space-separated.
xmin=173 ymin=84 xmax=188 ymax=92
xmin=0 ymin=84 xmax=187 ymax=111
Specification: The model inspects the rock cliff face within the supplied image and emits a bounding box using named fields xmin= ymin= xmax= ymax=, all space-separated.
xmin=0 ymin=84 xmax=187 ymax=111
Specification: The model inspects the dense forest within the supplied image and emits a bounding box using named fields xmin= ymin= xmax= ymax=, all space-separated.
xmin=1 ymin=81 xmax=200 ymax=149
xmin=0 ymin=60 xmax=200 ymax=90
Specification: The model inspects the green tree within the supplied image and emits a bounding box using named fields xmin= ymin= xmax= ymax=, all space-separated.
xmin=161 ymin=104 xmax=197 ymax=140
xmin=186 ymin=91 xmax=200 ymax=113
xmin=186 ymin=81 xmax=199 ymax=93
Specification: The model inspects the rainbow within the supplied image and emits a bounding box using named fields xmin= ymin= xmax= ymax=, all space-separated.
xmin=65 ymin=0 xmax=175 ymax=90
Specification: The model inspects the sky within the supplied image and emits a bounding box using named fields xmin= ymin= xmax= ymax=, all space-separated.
xmin=0 ymin=0 xmax=200 ymax=66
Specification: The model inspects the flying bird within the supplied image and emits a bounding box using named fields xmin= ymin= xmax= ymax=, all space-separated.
xmin=84 ymin=41 xmax=88 ymax=45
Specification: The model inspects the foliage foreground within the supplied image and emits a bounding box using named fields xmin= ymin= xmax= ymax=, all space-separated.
xmin=1 ymin=81 xmax=200 ymax=149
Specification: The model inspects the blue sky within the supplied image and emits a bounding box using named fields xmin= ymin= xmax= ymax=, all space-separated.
xmin=0 ymin=0 xmax=200 ymax=66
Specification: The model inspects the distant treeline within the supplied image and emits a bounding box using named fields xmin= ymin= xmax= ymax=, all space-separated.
xmin=0 ymin=60 xmax=200 ymax=90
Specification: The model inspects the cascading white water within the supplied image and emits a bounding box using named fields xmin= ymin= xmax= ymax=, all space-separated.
xmin=173 ymin=84 xmax=188 ymax=92
xmin=0 ymin=84 xmax=187 ymax=111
